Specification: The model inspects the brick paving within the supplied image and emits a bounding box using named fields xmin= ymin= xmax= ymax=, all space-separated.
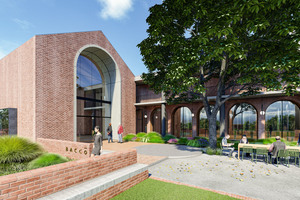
xmin=103 ymin=141 xmax=167 ymax=165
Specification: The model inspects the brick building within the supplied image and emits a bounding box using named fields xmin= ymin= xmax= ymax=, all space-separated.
xmin=0 ymin=31 xmax=299 ymax=142
xmin=0 ymin=31 xmax=135 ymax=142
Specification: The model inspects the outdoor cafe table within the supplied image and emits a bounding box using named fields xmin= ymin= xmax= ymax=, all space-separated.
xmin=238 ymin=143 xmax=300 ymax=160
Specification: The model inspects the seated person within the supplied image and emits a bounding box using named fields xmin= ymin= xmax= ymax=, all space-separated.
xmin=240 ymin=134 xmax=250 ymax=157
xmin=239 ymin=134 xmax=249 ymax=144
xmin=222 ymin=135 xmax=234 ymax=157
xmin=268 ymin=136 xmax=286 ymax=164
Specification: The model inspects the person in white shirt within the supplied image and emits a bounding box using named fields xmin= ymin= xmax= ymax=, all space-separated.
xmin=222 ymin=135 xmax=234 ymax=157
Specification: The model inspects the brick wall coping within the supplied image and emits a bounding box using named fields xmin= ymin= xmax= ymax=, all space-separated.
xmin=0 ymin=149 xmax=137 ymax=200
xmin=38 ymin=163 xmax=148 ymax=200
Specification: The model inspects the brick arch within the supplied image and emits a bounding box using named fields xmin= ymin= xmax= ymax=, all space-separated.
xmin=265 ymin=98 xmax=300 ymax=110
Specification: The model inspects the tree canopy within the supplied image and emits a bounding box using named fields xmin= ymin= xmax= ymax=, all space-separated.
xmin=138 ymin=0 xmax=300 ymax=148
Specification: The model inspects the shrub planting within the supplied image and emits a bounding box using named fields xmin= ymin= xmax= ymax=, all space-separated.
xmin=206 ymin=147 xmax=222 ymax=155
xmin=0 ymin=162 xmax=28 ymax=176
xmin=254 ymin=138 xmax=276 ymax=144
xmin=123 ymin=134 xmax=136 ymax=142
xmin=167 ymin=138 xmax=178 ymax=144
xmin=146 ymin=132 xmax=161 ymax=137
xmin=0 ymin=136 xmax=44 ymax=164
xmin=28 ymin=153 xmax=69 ymax=169
xmin=177 ymin=137 xmax=188 ymax=145
xmin=187 ymin=139 xmax=200 ymax=147
xmin=198 ymin=138 xmax=209 ymax=147
xmin=163 ymin=134 xmax=177 ymax=142
xmin=136 ymin=132 xmax=147 ymax=137
xmin=148 ymin=136 xmax=164 ymax=143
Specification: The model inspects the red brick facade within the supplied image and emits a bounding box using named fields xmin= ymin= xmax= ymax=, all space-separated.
xmin=0 ymin=30 xmax=299 ymax=142
xmin=138 ymin=91 xmax=300 ymax=139
xmin=0 ymin=31 xmax=136 ymax=141
xmin=0 ymin=37 xmax=36 ymax=141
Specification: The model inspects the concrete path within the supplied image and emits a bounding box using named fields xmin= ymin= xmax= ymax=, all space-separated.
xmin=134 ymin=144 xmax=203 ymax=157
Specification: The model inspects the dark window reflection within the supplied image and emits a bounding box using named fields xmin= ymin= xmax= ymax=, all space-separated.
xmin=199 ymin=106 xmax=220 ymax=137
xmin=229 ymin=103 xmax=257 ymax=140
xmin=174 ymin=107 xmax=192 ymax=138
xmin=266 ymin=101 xmax=300 ymax=140
xmin=76 ymin=55 xmax=107 ymax=142
xmin=0 ymin=109 xmax=9 ymax=135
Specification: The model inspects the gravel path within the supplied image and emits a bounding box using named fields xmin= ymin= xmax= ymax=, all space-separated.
xmin=149 ymin=154 xmax=300 ymax=200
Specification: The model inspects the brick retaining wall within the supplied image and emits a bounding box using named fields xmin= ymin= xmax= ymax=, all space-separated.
xmin=0 ymin=149 xmax=137 ymax=200
xmin=37 ymin=138 xmax=93 ymax=160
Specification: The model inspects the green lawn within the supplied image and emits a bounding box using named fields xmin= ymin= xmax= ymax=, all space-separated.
xmin=112 ymin=178 xmax=238 ymax=200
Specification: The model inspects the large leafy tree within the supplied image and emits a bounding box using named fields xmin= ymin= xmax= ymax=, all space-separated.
xmin=138 ymin=0 xmax=300 ymax=148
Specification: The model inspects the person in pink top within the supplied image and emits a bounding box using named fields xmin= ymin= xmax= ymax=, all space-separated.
xmin=118 ymin=124 xmax=124 ymax=143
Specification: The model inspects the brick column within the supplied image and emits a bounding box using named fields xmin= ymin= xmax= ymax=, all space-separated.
xmin=258 ymin=103 xmax=266 ymax=139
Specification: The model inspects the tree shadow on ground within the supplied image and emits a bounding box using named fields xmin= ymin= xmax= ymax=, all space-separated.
xmin=174 ymin=144 xmax=202 ymax=152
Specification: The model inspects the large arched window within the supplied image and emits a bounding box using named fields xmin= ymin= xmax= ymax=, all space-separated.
xmin=173 ymin=107 xmax=192 ymax=138
xmin=199 ymin=106 xmax=220 ymax=137
xmin=265 ymin=101 xmax=300 ymax=140
xmin=76 ymin=55 xmax=104 ymax=142
xmin=229 ymin=103 xmax=257 ymax=140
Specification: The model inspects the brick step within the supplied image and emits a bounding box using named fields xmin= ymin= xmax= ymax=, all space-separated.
xmin=38 ymin=163 xmax=148 ymax=200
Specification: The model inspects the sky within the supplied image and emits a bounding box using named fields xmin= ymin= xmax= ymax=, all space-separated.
xmin=0 ymin=0 xmax=162 ymax=76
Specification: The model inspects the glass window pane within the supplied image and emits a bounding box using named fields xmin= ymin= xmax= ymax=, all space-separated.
xmin=266 ymin=101 xmax=299 ymax=140
xmin=76 ymin=55 xmax=105 ymax=143
xmin=230 ymin=103 xmax=257 ymax=140
xmin=198 ymin=106 xmax=220 ymax=137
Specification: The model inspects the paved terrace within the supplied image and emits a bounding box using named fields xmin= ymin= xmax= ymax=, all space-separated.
xmin=103 ymin=141 xmax=300 ymax=200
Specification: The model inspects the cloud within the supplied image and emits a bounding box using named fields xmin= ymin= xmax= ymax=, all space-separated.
xmin=13 ymin=18 xmax=34 ymax=30
xmin=97 ymin=0 xmax=133 ymax=20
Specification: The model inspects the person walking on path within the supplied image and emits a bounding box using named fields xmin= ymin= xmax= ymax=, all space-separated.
xmin=91 ymin=126 xmax=103 ymax=157
xmin=107 ymin=123 xmax=113 ymax=143
xmin=297 ymin=133 xmax=300 ymax=146
xmin=118 ymin=124 xmax=123 ymax=143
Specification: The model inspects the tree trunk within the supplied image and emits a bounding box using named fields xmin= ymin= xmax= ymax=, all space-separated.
xmin=208 ymin=114 xmax=217 ymax=149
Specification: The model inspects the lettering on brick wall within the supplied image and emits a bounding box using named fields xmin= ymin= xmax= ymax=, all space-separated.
xmin=66 ymin=147 xmax=88 ymax=155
